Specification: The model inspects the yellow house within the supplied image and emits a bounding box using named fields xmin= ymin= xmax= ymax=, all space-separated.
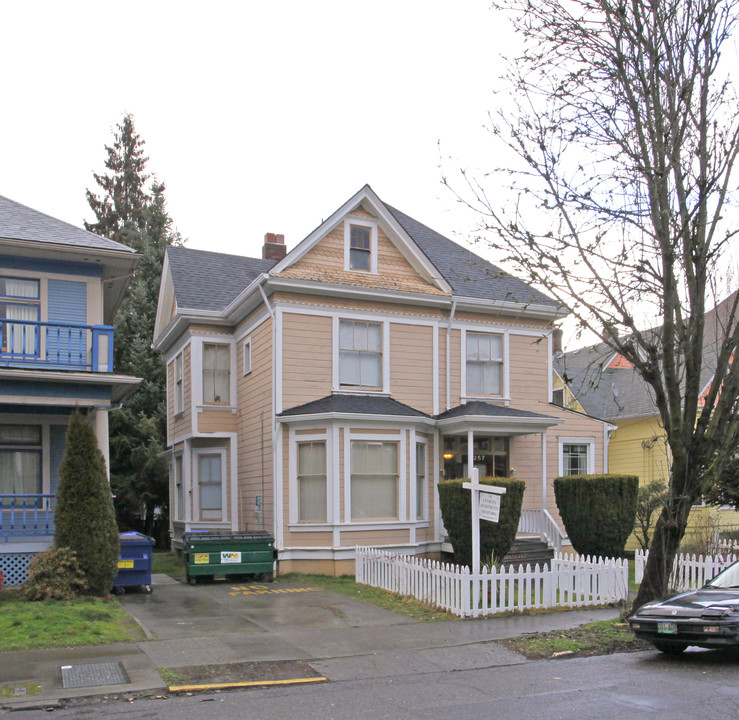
xmin=154 ymin=185 xmax=610 ymax=574
xmin=554 ymin=295 xmax=739 ymax=551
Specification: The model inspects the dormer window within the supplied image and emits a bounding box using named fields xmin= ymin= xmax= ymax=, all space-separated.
xmin=344 ymin=218 xmax=378 ymax=273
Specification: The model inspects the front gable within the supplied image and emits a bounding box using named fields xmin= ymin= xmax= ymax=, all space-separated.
xmin=271 ymin=186 xmax=450 ymax=296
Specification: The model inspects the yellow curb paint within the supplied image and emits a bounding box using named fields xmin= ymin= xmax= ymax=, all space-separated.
xmin=168 ymin=676 xmax=327 ymax=692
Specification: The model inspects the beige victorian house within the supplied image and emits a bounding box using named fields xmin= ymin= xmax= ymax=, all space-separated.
xmin=153 ymin=185 xmax=609 ymax=574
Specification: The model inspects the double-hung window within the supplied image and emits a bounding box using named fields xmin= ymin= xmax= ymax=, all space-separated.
xmin=0 ymin=277 xmax=40 ymax=357
xmin=416 ymin=443 xmax=427 ymax=520
xmin=173 ymin=454 xmax=184 ymax=520
xmin=349 ymin=225 xmax=371 ymax=271
xmin=203 ymin=343 xmax=230 ymax=404
xmin=466 ymin=332 xmax=503 ymax=396
xmin=174 ymin=352 xmax=184 ymax=414
xmin=0 ymin=425 xmax=42 ymax=503
xmin=350 ymin=441 xmax=398 ymax=521
xmin=339 ymin=320 xmax=382 ymax=389
xmin=297 ymin=441 xmax=327 ymax=522
xmin=197 ymin=452 xmax=223 ymax=521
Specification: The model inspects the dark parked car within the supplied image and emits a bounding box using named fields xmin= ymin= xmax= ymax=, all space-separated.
xmin=628 ymin=559 xmax=739 ymax=654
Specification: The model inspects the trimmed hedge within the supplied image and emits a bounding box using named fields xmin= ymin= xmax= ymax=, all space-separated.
xmin=553 ymin=474 xmax=638 ymax=558
xmin=438 ymin=477 xmax=525 ymax=568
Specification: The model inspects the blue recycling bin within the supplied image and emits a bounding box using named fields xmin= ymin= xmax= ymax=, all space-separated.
xmin=113 ymin=532 xmax=155 ymax=593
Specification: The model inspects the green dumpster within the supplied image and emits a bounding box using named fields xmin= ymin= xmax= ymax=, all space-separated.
xmin=182 ymin=531 xmax=275 ymax=585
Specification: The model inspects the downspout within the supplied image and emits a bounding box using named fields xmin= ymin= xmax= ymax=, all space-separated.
xmin=446 ymin=299 xmax=457 ymax=411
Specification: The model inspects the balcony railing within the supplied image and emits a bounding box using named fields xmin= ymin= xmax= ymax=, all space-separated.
xmin=0 ymin=320 xmax=114 ymax=372
xmin=0 ymin=494 xmax=55 ymax=542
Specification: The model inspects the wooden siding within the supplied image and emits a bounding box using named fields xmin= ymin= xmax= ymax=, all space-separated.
xmin=170 ymin=345 xmax=192 ymax=441
xmin=455 ymin=309 xmax=551 ymax=330
xmin=508 ymin=333 xmax=549 ymax=407
xmin=235 ymin=318 xmax=274 ymax=533
xmin=198 ymin=408 xmax=237 ymax=434
xmin=390 ymin=323 xmax=434 ymax=413
xmin=281 ymin=312 xmax=332 ymax=410
xmin=609 ymin=416 xmax=669 ymax=485
xmin=273 ymin=219 xmax=445 ymax=295
xmin=339 ymin=528 xmax=411 ymax=546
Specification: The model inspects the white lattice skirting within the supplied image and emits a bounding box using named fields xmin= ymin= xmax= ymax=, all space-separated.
xmin=0 ymin=552 xmax=36 ymax=586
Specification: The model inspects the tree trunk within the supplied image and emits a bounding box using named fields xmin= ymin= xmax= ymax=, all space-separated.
xmin=631 ymin=492 xmax=693 ymax=612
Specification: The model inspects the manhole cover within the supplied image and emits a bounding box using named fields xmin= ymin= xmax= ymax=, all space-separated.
xmin=60 ymin=662 xmax=129 ymax=689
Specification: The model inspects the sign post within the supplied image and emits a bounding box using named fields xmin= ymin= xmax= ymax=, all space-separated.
xmin=462 ymin=468 xmax=507 ymax=573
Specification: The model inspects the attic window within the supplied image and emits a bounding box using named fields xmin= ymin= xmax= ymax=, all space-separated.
xmin=350 ymin=226 xmax=371 ymax=270
xmin=344 ymin=218 xmax=377 ymax=273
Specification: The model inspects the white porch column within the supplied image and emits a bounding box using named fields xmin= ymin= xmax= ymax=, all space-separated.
xmin=92 ymin=408 xmax=110 ymax=481
xmin=541 ymin=432 xmax=547 ymax=510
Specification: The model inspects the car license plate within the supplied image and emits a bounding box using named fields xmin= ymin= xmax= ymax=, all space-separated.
xmin=657 ymin=621 xmax=678 ymax=634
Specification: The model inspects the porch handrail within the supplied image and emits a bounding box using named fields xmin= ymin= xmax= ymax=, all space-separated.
xmin=518 ymin=508 xmax=565 ymax=554
xmin=0 ymin=494 xmax=56 ymax=541
xmin=0 ymin=319 xmax=114 ymax=372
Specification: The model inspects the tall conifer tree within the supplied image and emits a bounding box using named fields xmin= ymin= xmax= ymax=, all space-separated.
xmin=86 ymin=115 xmax=180 ymax=543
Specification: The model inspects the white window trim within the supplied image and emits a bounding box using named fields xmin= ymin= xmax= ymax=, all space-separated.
xmin=344 ymin=217 xmax=378 ymax=274
xmin=172 ymin=452 xmax=184 ymax=521
xmin=192 ymin=447 xmax=228 ymax=522
xmin=558 ymin=437 xmax=595 ymax=476
xmin=413 ymin=436 xmax=428 ymax=521
xmin=461 ymin=328 xmax=510 ymax=402
xmin=344 ymin=431 xmax=405 ymax=524
xmin=332 ymin=316 xmax=390 ymax=394
xmin=288 ymin=429 xmax=331 ymax=525
xmin=243 ymin=337 xmax=252 ymax=376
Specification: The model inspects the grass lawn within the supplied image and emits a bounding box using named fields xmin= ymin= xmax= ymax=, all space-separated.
xmin=0 ymin=590 xmax=144 ymax=651
xmin=152 ymin=549 xmax=186 ymax=579
xmin=501 ymin=618 xmax=650 ymax=658
xmin=282 ymin=573 xmax=456 ymax=622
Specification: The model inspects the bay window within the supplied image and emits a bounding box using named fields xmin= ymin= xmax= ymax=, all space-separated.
xmin=297 ymin=441 xmax=327 ymax=522
xmin=350 ymin=441 xmax=398 ymax=521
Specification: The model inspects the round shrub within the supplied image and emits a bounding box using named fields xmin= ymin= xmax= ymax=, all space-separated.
xmin=553 ymin=474 xmax=638 ymax=558
xmin=24 ymin=547 xmax=88 ymax=601
xmin=438 ymin=477 xmax=525 ymax=568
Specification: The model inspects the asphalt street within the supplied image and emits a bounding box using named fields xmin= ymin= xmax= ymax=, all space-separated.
xmin=12 ymin=648 xmax=739 ymax=720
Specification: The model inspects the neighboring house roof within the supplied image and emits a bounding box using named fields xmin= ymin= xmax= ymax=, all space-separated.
xmin=166 ymin=245 xmax=275 ymax=312
xmin=0 ymin=194 xmax=136 ymax=254
xmin=278 ymin=395 xmax=431 ymax=419
xmin=163 ymin=187 xmax=558 ymax=317
xmin=556 ymin=291 xmax=737 ymax=421
xmin=385 ymin=205 xmax=557 ymax=307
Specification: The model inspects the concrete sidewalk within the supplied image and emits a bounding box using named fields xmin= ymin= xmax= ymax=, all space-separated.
xmin=0 ymin=574 xmax=620 ymax=711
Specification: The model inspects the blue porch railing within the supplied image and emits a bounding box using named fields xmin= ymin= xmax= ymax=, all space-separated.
xmin=0 ymin=320 xmax=114 ymax=372
xmin=0 ymin=494 xmax=56 ymax=542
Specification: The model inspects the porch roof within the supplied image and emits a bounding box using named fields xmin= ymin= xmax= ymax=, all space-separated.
xmin=278 ymin=394 xmax=433 ymax=425
xmin=436 ymin=401 xmax=561 ymax=435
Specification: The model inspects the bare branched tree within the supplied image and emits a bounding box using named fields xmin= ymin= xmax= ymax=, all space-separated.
xmin=448 ymin=0 xmax=739 ymax=609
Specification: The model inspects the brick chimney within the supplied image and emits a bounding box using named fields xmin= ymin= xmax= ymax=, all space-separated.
xmin=552 ymin=328 xmax=563 ymax=355
xmin=262 ymin=233 xmax=286 ymax=261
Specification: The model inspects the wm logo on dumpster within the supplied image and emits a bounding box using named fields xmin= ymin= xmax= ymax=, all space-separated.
xmin=220 ymin=551 xmax=242 ymax=564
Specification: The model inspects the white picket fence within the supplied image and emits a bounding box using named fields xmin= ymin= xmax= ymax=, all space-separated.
xmin=634 ymin=549 xmax=739 ymax=592
xmin=355 ymin=546 xmax=628 ymax=618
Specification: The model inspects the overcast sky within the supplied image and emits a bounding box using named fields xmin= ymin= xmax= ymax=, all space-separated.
xmin=1 ymin=0 xmax=508 ymax=260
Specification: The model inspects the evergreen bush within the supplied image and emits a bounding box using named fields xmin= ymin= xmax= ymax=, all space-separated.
xmin=24 ymin=547 xmax=88 ymax=601
xmin=54 ymin=411 xmax=120 ymax=596
xmin=553 ymin=474 xmax=638 ymax=558
xmin=438 ymin=477 xmax=525 ymax=568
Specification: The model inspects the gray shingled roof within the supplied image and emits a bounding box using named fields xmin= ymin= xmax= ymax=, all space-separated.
xmin=167 ymin=245 xmax=275 ymax=312
xmin=436 ymin=401 xmax=555 ymax=421
xmin=0 ymin=195 xmax=136 ymax=254
xmin=166 ymin=194 xmax=560 ymax=314
xmin=279 ymin=394 xmax=430 ymax=418
xmin=385 ymin=205 xmax=558 ymax=306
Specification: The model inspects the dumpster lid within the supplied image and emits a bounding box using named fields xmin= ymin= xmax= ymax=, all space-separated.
xmin=119 ymin=532 xmax=155 ymax=545
xmin=182 ymin=531 xmax=274 ymax=542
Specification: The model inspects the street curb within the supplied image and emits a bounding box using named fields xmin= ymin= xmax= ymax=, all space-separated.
xmin=167 ymin=676 xmax=327 ymax=693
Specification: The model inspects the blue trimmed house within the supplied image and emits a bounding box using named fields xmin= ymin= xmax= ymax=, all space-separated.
xmin=0 ymin=195 xmax=140 ymax=585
